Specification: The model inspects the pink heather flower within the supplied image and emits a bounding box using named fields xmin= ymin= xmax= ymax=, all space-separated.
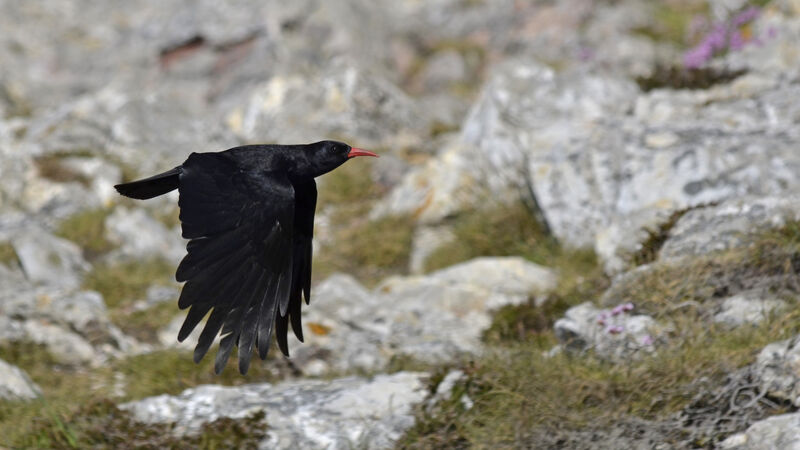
xmin=706 ymin=25 xmax=728 ymax=52
xmin=684 ymin=44 xmax=713 ymax=69
xmin=641 ymin=335 xmax=654 ymax=346
xmin=607 ymin=325 xmax=624 ymax=335
xmin=596 ymin=312 xmax=608 ymax=325
xmin=682 ymin=7 xmax=761 ymax=69
xmin=729 ymin=31 xmax=745 ymax=51
xmin=732 ymin=6 xmax=760 ymax=27
xmin=621 ymin=302 xmax=634 ymax=312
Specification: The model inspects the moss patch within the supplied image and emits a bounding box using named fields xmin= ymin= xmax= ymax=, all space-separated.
xmin=55 ymin=208 xmax=115 ymax=261
xmin=0 ymin=241 xmax=19 ymax=267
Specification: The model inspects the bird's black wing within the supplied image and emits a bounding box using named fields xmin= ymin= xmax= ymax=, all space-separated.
xmin=175 ymin=152 xmax=295 ymax=375
xmin=275 ymin=179 xmax=316 ymax=356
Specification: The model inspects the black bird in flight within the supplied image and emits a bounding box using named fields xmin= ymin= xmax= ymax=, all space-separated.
xmin=114 ymin=141 xmax=378 ymax=374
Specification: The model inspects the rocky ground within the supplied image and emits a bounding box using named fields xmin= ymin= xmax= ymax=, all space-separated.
xmin=1 ymin=0 xmax=800 ymax=448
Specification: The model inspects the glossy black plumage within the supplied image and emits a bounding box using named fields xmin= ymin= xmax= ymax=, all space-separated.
xmin=114 ymin=140 xmax=376 ymax=374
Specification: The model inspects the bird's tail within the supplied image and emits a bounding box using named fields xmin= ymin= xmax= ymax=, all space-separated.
xmin=115 ymin=166 xmax=181 ymax=200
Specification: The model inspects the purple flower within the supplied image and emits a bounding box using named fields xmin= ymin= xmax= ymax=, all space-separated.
xmin=684 ymin=44 xmax=713 ymax=69
xmin=706 ymin=25 xmax=729 ymax=52
xmin=732 ymin=6 xmax=760 ymax=27
xmin=607 ymin=325 xmax=624 ymax=335
xmin=729 ymin=31 xmax=745 ymax=51
xmin=641 ymin=335 xmax=654 ymax=346
xmin=610 ymin=302 xmax=635 ymax=316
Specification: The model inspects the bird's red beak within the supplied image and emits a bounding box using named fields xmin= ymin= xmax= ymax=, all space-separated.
xmin=348 ymin=148 xmax=379 ymax=158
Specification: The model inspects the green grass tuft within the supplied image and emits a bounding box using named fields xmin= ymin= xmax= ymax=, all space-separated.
xmin=424 ymin=202 xmax=555 ymax=272
xmin=55 ymin=208 xmax=115 ymax=260
xmin=314 ymin=214 xmax=415 ymax=286
xmin=317 ymin=157 xmax=383 ymax=210
xmin=82 ymin=258 xmax=174 ymax=310
xmin=114 ymin=349 xmax=295 ymax=400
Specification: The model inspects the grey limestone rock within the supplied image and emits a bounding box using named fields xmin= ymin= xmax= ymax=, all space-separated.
xmin=755 ymin=336 xmax=800 ymax=406
xmin=12 ymin=228 xmax=89 ymax=289
xmin=105 ymin=206 xmax=185 ymax=265
xmin=713 ymin=292 xmax=787 ymax=328
xmin=0 ymin=359 xmax=41 ymax=401
xmin=122 ymin=371 xmax=427 ymax=450
xmin=288 ymin=257 xmax=556 ymax=374
xmin=659 ymin=197 xmax=800 ymax=261
xmin=719 ymin=412 xmax=800 ymax=450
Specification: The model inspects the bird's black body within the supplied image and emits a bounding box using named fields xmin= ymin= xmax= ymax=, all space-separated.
xmin=115 ymin=140 xmax=376 ymax=374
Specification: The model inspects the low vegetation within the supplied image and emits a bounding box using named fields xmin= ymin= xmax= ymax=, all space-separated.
xmin=400 ymin=220 xmax=800 ymax=448
xmin=0 ymin=342 xmax=287 ymax=448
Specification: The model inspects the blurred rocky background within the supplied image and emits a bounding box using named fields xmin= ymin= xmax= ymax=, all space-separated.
xmin=1 ymin=0 xmax=800 ymax=448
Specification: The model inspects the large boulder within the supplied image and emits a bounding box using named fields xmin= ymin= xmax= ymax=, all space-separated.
xmin=376 ymin=4 xmax=800 ymax=272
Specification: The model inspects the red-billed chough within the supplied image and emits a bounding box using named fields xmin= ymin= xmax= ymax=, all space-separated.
xmin=114 ymin=141 xmax=378 ymax=374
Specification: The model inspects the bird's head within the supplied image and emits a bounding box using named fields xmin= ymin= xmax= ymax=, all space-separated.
xmin=301 ymin=140 xmax=378 ymax=178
